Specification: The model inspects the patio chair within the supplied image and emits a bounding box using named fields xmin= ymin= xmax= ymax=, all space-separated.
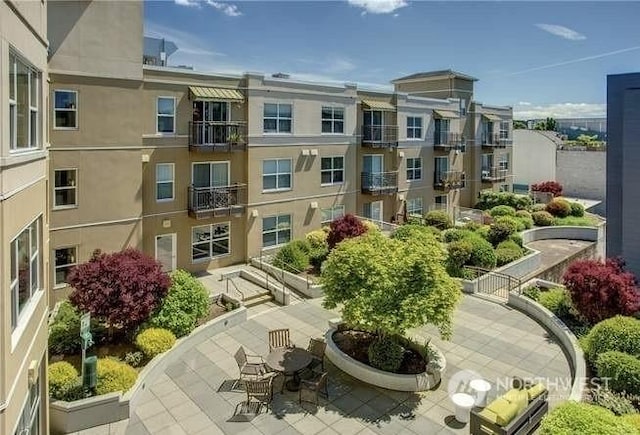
xmin=307 ymin=337 xmax=326 ymax=373
xmin=245 ymin=376 xmax=275 ymax=412
xmin=268 ymin=328 xmax=292 ymax=352
xmin=299 ymin=372 xmax=329 ymax=406
xmin=234 ymin=346 xmax=266 ymax=380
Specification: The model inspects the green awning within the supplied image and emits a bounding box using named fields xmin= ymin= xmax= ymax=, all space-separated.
xmin=482 ymin=113 xmax=502 ymax=122
xmin=361 ymin=100 xmax=396 ymax=111
xmin=189 ymin=86 xmax=244 ymax=101
xmin=433 ymin=109 xmax=459 ymax=119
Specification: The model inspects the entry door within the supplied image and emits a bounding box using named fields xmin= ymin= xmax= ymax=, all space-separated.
xmin=364 ymin=200 xmax=383 ymax=221
xmin=155 ymin=234 xmax=176 ymax=272
xmin=203 ymin=101 xmax=229 ymax=143
xmin=363 ymin=110 xmax=383 ymax=141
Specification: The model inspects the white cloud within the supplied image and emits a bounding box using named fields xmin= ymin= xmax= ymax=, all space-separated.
xmin=514 ymin=102 xmax=605 ymax=119
xmin=518 ymin=101 xmax=532 ymax=106
xmin=536 ymin=23 xmax=586 ymax=41
xmin=174 ymin=0 xmax=200 ymax=7
xmin=206 ymin=1 xmax=242 ymax=17
xmin=145 ymin=21 xmax=225 ymax=59
xmin=348 ymin=0 xmax=408 ymax=14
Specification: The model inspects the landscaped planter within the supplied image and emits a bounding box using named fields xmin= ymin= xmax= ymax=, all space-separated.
xmin=49 ymin=294 xmax=246 ymax=435
xmin=250 ymin=257 xmax=323 ymax=298
xmin=324 ymin=324 xmax=446 ymax=392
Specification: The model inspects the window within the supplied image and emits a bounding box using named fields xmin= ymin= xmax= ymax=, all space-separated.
xmin=482 ymin=154 xmax=493 ymax=169
xmin=264 ymin=103 xmax=292 ymax=133
xmin=434 ymin=118 xmax=450 ymax=144
xmin=321 ymin=157 xmax=344 ymax=185
xmin=321 ymin=205 xmax=345 ymax=225
xmin=54 ymin=90 xmax=77 ymax=128
xmin=9 ymin=51 xmax=40 ymax=150
xmin=406 ymin=198 xmax=423 ymax=217
xmin=54 ymin=169 xmax=77 ymax=208
xmin=498 ymin=153 xmax=510 ymax=170
xmin=156 ymin=163 xmax=174 ymax=201
xmin=500 ymin=121 xmax=510 ymax=139
xmin=407 ymin=116 xmax=422 ymax=139
xmin=10 ymin=217 xmax=41 ymax=329
xmin=435 ymin=195 xmax=448 ymax=207
xmin=321 ymin=106 xmax=344 ymax=134
xmin=192 ymin=223 xmax=230 ymax=261
xmin=54 ymin=247 xmax=77 ymax=287
xmin=500 ymin=184 xmax=511 ymax=193
xmin=14 ymin=368 xmax=41 ymax=435
xmin=459 ymin=98 xmax=467 ymax=116
xmin=262 ymin=215 xmax=291 ymax=247
xmin=263 ymin=159 xmax=292 ymax=191
xmin=434 ymin=156 xmax=449 ymax=175
xmin=157 ymin=97 xmax=175 ymax=134
xmin=406 ymin=158 xmax=422 ymax=181
xmin=192 ymin=161 xmax=229 ymax=188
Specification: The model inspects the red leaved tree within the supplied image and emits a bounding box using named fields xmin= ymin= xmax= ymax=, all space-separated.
xmin=531 ymin=181 xmax=563 ymax=197
xmin=68 ymin=248 xmax=170 ymax=333
xmin=327 ymin=214 xmax=367 ymax=250
xmin=563 ymin=258 xmax=640 ymax=324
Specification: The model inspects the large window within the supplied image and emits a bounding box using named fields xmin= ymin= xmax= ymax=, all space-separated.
xmin=14 ymin=369 xmax=41 ymax=435
xmin=407 ymin=116 xmax=422 ymax=139
xmin=262 ymin=215 xmax=291 ymax=247
xmin=10 ymin=217 xmax=41 ymax=329
xmin=498 ymin=153 xmax=510 ymax=170
xmin=500 ymin=121 xmax=510 ymax=139
xmin=321 ymin=205 xmax=345 ymax=225
xmin=434 ymin=118 xmax=450 ymax=144
xmin=156 ymin=163 xmax=174 ymax=201
xmin=54 ymin=90 xmax=77 ymax=129
xmin=321 ymin=106 xmax=344 ymax=134
xmin=157 ymin=97 xmax=175 ymax=134
xmin=435 ymin=195 xmax=448 ymax=207
xmin=434 ymin=156 xmax=449 ymax=175
xmin=54 ymin=169 xmax=77 ymax=208
xmin=263 ymin=159 xmax=292 ymax=191
xmin=192 ymin=223 xmax=230 ymax=261
xmin=406 ymin=198 xmax=423 ymax=217
xmin=264 ymin=103 xmax=292 ymax=133
xmin=54 ymin=247 xmax=77 ymax=287
xmin=9 ymin=51 xmax=40 ymax=150
xmin=321 ymin=156 xmax=344 ymax=185
xmin=406 ymin=158 xmax=422 ymax=181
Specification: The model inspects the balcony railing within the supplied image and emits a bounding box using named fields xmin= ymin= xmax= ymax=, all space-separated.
xmin=434 ymin=132 xmax=464 ymax=150
xmin=361 ymin=125 xmax=398 ymax=148
xmin=434 ymin=170 xmax=465 ymax=190
xmin=482 ymin=133 xmax=509 ymax=148
xmin=188 ymin=183 xmax=247 ymax=218
xmin=189 ymin=121 xmax=247 ymax=152
xmin=361 ymin=171 xmax=398 ymax=194
xmin=481 ymin=167 xmax=509 ymax=182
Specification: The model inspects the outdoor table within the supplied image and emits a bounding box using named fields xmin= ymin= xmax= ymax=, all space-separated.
xmin=469 ymin=378 xmax=492 ymax=407
xmin=265 ymin=347 xmax=313 ymax=391
xmin=451 ymin=392 xmax=475 ymax=423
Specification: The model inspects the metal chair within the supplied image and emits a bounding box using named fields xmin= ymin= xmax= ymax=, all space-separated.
xmin=307 ymin=338 xmax=326 ymax=372
xmin=268 ymin=328 xmax=292 ymax=352
xmin=245 ymin=376 xmax=275 ymax=412
xmin=234 ymin=346 xmax=266 ymax=380
xmin=299 ymin=372 xmax=329 ymax=406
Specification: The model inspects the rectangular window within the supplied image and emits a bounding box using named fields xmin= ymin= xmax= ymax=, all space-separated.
xmin=434 ymin=118 xmax=450 ymax=144
xmin=192 ymin=223 xmax=230 ymax=261
xmin=157 ymin=97 xmax=175 ymax=134
xmin=498 ymin=153 xmax=510 ymax=170
xmin=262 ymin=214 xmax=291 ymax=247
xmin=54 ymin=90 xmax=77 ymax=129
xmin=10 ymin=217 xmax=41 ymax=330
xmin=54 ymin=247 xmax=77 ymax=287
xmin=320 ymin=156 xmax=344 ymax=185
xmin=321 ymin=205 xmax=345 ymax=225
xmin=406 ymin=158 xmax=422 ymax=181
xmin=9 ymin=51 xmax=40 ymax=150
xmin=406 ymin=198 xmax=423 ymax=217
xmin=263 ymin=103 xmax=292 ymax=133
xmin=434 ymin=156 xmax=449 ymax=175
xmin=14 ymin=369 xmax=41 ymax=435
xmin=321 ymin=106 xmax=344 ymax=134
xmin=156 ymin=163 xmax=174 ymax=201
xmin=500 ymin=184 xmax=511 ymax=192
xmin=500 ymin=121 xmax=510 ymax=139
xmin=54 ymin=169 xmax=77 ymax=208
xmin=407 ymin=116 xmax=422 ymax=139
xmin=435 ymin=195 xmax=448 ymax=206
xmin=263 ymin=159 xmax=292 ymax=191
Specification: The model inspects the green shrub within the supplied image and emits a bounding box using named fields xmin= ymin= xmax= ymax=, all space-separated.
xmin=516 ymin=214 xmax=534 ymax=230
xmin=49 ymin=301 xmax=106 ymax=355
xmin=489 ymin=205 xmax=517 ymax=217
xmin=48 ymin=361 xmax=80 ymax=401
xmin=475 ymin=191 xmax=533 ymax=210
xmin=368 ymin=336 xmax=404 ymax=373
xmin=135 ymin=328 xmax=176 ymax=359
xmin=467 ymin=235 xmax=497 ymax=269
xmin=124 ymin=351 xmax=144 ymax=368
xmin=516 ymin=210 xmax=532 ymax=220
xmin=309 ymin=246 xmax=328 ymax=269
xmin=425 ymin=225 xmax=443 ymax=241
xmin=476 ymin=225 xmax=490 ymax=241
xmin=582 ymin=316 xmax=640 ymax=363
xmin=538 ymin=288 xmax=572 ymax=318
xmin=530 ymin=203 xmax=548 ymax=212
xmin=622 ymin=414 xmax=640 ymax=431
xmin=570 ymin=202 xmax=585 ymax=217
xmin=596 ymin=351 xmax=640 ymax=395
xmin=305 ymin=230 xmax=327 ymax=250
xmin=288 ymin=239 xmax=311 ymax=255
xmin=495 ymin=240 xmax=524 ymax=266
xmin=539 ymin=401 xmax=639 ymax=435
xmin=392 ymin=224 xmax=439 ymax=243
xmin=462 ymin=221 xmax=483 ymax=232
xmin=546 ymin=198 xmax=572 ymax=217
xmin=488 ymin=217 xmax=519 ymax=246
xmin=443 ymin=228 xmax=475 ymax=243
xmin=589 ymin=387 xmax=638 ymax=416
xmin=424 ymin=210 xmax=452 ymax=230
xmin=96 ymin=358 xmax=138 ymax=395
xmin=509 ymin=233 xmax=524 ymax=247
xmin=446 ymin=239 xmax=474 ymax=274
xmin=554 ymin=216 xmax=597 ymax=226
xmin=532 ymin=211 xmax=555 ymax=226
xmin=523 ymin=286 xmax=541 ymax=300
xmin=273 ymin=241 xmax=310 ymax=273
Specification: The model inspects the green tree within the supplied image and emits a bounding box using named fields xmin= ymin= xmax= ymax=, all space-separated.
xmin=534 ymin=117 xmax=557 ymax=131
xmin=513 ymin=120 xmax=527 ymax=129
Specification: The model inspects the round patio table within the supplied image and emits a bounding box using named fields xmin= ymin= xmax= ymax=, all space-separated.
xmin=265 ymin=347 xmax=313 ymax=391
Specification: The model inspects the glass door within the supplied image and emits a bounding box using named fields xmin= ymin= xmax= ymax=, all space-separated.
xmin=363 ymin=110 xmax=383 ymax=142
xmin=364 ymin=200 xmax=383 ymax=221
xmin=204 ymin=101 xmax=229 ymax=144
xmin=363 ymin=155 xmax=384 ymax=189
xmin=155 ymin=234 xmax=176 ymax=272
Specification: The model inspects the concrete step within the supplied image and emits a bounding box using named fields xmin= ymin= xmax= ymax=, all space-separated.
xmin=243 ymin=293 xmax=274 ymax=308
xmin=243 ymin=290 xmax=272 ymax=302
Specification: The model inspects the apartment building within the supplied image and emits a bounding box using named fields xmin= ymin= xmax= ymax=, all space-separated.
xmin=1 ymin=1 xmax=50 ymax=434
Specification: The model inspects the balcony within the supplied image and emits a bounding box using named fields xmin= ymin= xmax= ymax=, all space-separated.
xmin=434 ymin=132 xmax=464 ymax=151
xmin=361 ymin=171 xmax=398 ymax=195
xmin=188 ymin=184 xmax=247 ymax=219
xmin=189 ymin=122 xmax=247 ymax=152
xmin=481 ymin=167 xmax=509 ymax=182
xmin=361 ymin=125 xmax=398 ymax=148
xmin=433 ymin=170 xmax=465 ymax=191
xmin=481 ymin=133 xmax=509 ymax=148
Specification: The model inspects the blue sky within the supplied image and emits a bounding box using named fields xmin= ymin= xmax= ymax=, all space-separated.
xmin=145 ymin=1 xmax=640 ymax=118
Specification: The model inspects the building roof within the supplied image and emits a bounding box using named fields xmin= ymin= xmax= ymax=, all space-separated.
xmin=391 ymin=69 xmax=478 ymax=83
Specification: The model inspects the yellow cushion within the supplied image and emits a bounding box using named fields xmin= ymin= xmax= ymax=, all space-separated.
xmin=486 ymin=398 xmax=520 ymax=426
xmin=527 ymin=383 xmax=546 ymax=400
xmin=478 ymin=408 xmax=498 ymax=424
xmin=503 ymin=388 xmax=529 ymax=414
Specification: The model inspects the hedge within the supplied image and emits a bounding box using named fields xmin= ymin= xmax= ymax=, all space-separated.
xmin=595 ymin=351 xmax=640 ymax=395
xmin=135 ymin=328 xmax=176 ymax=359
xmin=582 ymin=316 xmax=640 ymax=363
xmin=539 ymin=401 xmax=639 ymax=435
xmin=95 ymin=358 xmax=138 ymax=395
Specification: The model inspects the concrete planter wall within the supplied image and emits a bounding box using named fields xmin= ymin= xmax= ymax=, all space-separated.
xmin=250 ymin=257 xmax=323 ymax=298
xmin=49 ymin=296 xmax=247 ymax=435
xmin=324 ymin=325 xmax=446 ymax=392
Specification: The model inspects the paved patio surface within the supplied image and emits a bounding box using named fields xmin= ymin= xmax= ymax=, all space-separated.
xmin=74 ymin=295 xmax=572 ymax=435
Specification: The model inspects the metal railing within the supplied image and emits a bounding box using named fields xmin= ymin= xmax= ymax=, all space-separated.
xmin=361 ymin=171 xmax=399 ymax=194
xmin=482 ymin=133 xmax=508 ymax=147
xmin=361 ymin=125 xmax=398 ymax=147
xmin=188 ymin=183 xmax=247 ymax=216
xmin=433 ymin=170 xmax=465 ymax=190
xmin=219 ymin=270 xmax=245 ymax=301
xmin=481 ymin=167 xmax=508 ymax=182
xmin=434 ymin=132 xmax=463 ymax=149
xmin=355 ymin=215 xmax=399 ymax=233
xmin=252 ymin=249 xmax=314 ymax=290
xmin=189 ymin=121 xmax=247 ymax=151
xmin=463 ymin=266 xmax=521 ymax=301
